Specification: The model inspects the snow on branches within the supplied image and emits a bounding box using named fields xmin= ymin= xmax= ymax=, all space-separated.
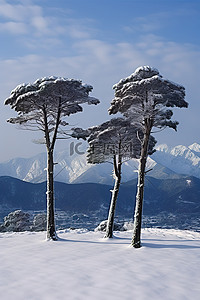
xmin=87 ymin=118 xmax=156 ymax=164
xmin=5 ymin=76 xmax=99 ymax=132
xmin=109 ymin=66 xmax=188 ymax=131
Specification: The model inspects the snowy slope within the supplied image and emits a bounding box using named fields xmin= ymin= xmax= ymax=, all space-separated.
xmin=0 ymin=152 xmax=90 ymax=184
xmin=0 ymin=152 xmax=46 ymax=182
xmin=0 ymin=228 xmax=199 ymax=300
xmin=0 ymin=143 xmax=200 ymax=184
xmin=152 ymin=142 xmax=200 ymax=178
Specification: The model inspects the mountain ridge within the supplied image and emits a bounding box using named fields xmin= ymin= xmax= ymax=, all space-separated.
xmin=0 ymin=175 xmax=200 ymax=231
xmin=1 ymin=174 xmax=200 ymax=212
xmin=0 ymin=142 xmax=200 ymax=184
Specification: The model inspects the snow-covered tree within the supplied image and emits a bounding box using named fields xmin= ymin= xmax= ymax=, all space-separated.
xmin=5 ymin=76 xmax=99 ymax=240
xmin=87 ymin=117 xmax=156 ymax=238
xmin=109 ymin=66 xmax=188 ymax=247
xmin=3 ymin=210 xmax=31 ymax=232
xmin=32 ymin=213 xmax=47 ymax=232
xmin=94 ymin=220 xmax=125 ymax=232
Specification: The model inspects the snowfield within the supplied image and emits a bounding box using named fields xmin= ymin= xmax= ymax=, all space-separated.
xmin=0 ymin=228 xmax=200 ymax=300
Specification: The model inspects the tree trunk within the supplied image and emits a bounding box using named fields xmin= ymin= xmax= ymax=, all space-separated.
xmin=43 ymin=102 xmax=61 ymax=241
xmin=46 ymin=149 xmax=57 ymax=240
xmin=104 ymin=155 xmax=122 ymax=238
xmin=131 ymin=123 xmax=151 ymax=248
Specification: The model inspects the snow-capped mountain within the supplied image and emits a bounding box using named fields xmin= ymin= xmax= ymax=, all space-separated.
xmin=0 ymin=143 xmax=200 ymax=184
xmin=0 ymin=151 xmax=90 ymax=184
xmin=151 ymin=142 xmax=200 ymax=179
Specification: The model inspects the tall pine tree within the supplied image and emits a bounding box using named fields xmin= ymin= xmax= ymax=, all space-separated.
xmin=5 ymin=76 xmax=99 ymax=240
xmin=109 ymin=66 xmax=188 ymax=247
xmin=87 ymin=117 xmax=156 ymax=238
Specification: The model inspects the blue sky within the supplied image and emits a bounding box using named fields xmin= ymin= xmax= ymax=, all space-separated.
xmin=0 ymin=0 xmax=200 ymax=161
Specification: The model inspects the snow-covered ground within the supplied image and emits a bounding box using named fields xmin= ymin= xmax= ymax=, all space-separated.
xmin=0 ymin=228 xmax=200 ymax=300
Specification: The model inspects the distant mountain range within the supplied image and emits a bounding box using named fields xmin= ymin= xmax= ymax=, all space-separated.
xmin=0 ymin=175 xmax=200 ymax=230
xmin=0 ymin=143 xmax=200 ymax=184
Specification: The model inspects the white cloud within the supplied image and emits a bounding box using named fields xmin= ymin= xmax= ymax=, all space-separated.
xmin=0 ymin=0 xmax=42 ymax=22
xmin=1 ymin=32 xmax=199 ymax=97
xmin=0 ymin=0 xmax=25 ymax=21
xmin=0 ymin=21 xmax=27 ymax=34
xmin=134 ymin=34 xmax=200 ymax=89
xmin=1 ymin=34 xmax=199 ymax=114
xmin=74 ymin=39 xmax=114 ymax=64
xmin=0 ymin=0 xmax=57 ymax=37
xmin=66 ymin=20 xmax=93 ymax=39
xmin=0 ymin=0 xmax=199 ymax=160
xmin=31 ymin=16 xmax=49 ymax=34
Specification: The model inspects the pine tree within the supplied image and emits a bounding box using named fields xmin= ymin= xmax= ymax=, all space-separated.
xmin=87 ymin=117 xmax=156 ymax=238
xmin=109 ymin=66 xmax=188 ymax=247
xmin=5 ymin=76 xmax=99 ymax=240
xmin=3 ymin=210 xmax=31 ymax=232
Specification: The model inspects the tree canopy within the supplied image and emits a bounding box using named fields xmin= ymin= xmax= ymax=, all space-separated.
xmin=5 ymin=76 xmax=99 ymax=147
xmin=87 ymin=117 xmax=156 ymax=164
xmin=109 ymin=66 xmax=188 ymax=130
